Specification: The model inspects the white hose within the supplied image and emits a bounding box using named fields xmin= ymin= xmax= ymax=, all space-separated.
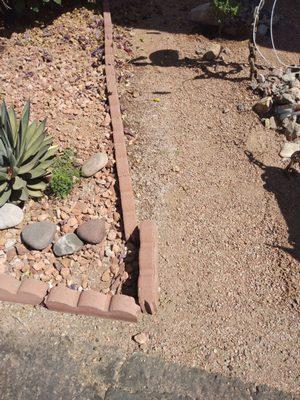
xmin=270 ymin=0 xmax=300 ymax=68
xmin=253 ymin=0 xmax=300 ymax=69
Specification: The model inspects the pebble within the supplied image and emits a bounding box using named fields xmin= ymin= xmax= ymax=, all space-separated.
xmin=15 ymin=243 xmax=29 ymax=256
xmin=33 ymin=261 xmax=44 ymax=271
xmin=5 ymin=247 xmax=16 ymax=262
xmin=0 ymin=204 xmax=24 ymax=230
xmin=282 ymin=73 xmax=296 ymax=83
xmin=280 ymin=142 xmax=300 ymax=158
xmin=5 ymin=238 xmax=16 ymax=249
xmin=133 ymin=332 xmax=149 ymax=345
xmin=101 ymin=269 xmax=111 ymax=282
xmin=21 ymin=221 xmax=57 ymax=250
xmin=81 ymin=152 xmax=108 ymax=177
xmin=53 ymin=233 xmax=84 ymax=257
xmin=76 ymin=219 xmax=106 ymax=244
xmin=202 ymin=43 xmax=221 ymax=61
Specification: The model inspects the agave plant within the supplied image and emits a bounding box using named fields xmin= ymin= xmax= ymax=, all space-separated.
xmin=0 ymin=101 xmax=58 ymax=206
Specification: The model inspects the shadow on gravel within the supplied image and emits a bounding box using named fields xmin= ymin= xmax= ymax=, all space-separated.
xmin=0 ymin=329 xmax=298 ymax=400
xmin=246 ymin=151 xmax=300 ymax=262
xmin=109 ymin=0 xmax=300 ymax=54
xmin=130 ymin=49 xmax=247 ymax=83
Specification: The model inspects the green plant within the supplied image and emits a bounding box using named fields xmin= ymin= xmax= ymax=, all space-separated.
xmin=0 ymin=100 xmax=57 ymax=206
xmin=1 ymin=0 xmax=62 ymax=16
xmin=49 ymin=148 xmax=80 ymax=198
xmin=212 ymin=0 xmax=241 ymax=24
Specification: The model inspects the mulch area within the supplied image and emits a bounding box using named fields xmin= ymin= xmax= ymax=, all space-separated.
xmin=0 ymin=4 xmax=138 ymax=297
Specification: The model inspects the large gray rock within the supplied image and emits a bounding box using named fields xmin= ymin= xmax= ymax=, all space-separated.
xmin=77 ymin=219 xmax=106 ymax=244
xmin=81 ymin=153 xmax=108 ymax=177
xmin=0 ymin=204 xmax=24 ymax=229
xmin=188 ymin=2 xmax=218 ymax=26
xmin=21 ymin=221 xmax=56 ymax=250
xmin=53 ymin=233 xmax=83 ymax=257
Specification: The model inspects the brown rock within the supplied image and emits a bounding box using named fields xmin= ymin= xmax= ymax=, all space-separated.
xmin=6 ymin=247 xmax=16 ymax=262
xmin=133 ymin=332 xmax=149 ymax=345
xmin=16 ymin=244 xmax=29 ymax=256
xmin=33 ymin=262 xmax=44 ymax=272
xmin=101 ymin=269 xmax=111 ymax=282
xmin=60 ymin=267 xmax=70 ymax=279
xmin=77 ymin=219 xmax=106 ymax=244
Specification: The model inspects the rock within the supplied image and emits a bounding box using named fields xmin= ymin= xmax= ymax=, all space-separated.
xmin=133 ymin=332 xmax=149 ymax=345
xmin=60 ymin=267 xmax=70 ymax=278
xmin=81 ymin=153 xmax=108 ymax=177
xmin=282 ymin=73 xmax=296 ymax=83
xmin=37 ymin=213 xmax=49 ymax=222
xmin=5 ymin=238 xmax=16 ymax=249
xmin=202 ymin=43 xmax=222 ymax=61
xmin=53 ymin=233 xmax=83 ymax=257
xmin=281 ymin=92 xmax=295 ymax=104
xmin=283 ymin=117 xmax=297 ymax=140
xmin=280 ymin=142 xmax=300 ymax=158
xmin=269 ymin=117 xmax=278 ymax=130
xmin=33 ymin=262 xmax=44 ymax=271
xmin=253 ymin=97 xmax=272 ymax=117
xmin=294 ymin=123 xmax=300 ymax=137
xmin=21 ymin=221 xmax=56 ymax=250
xmin=257 ymin=24 xmax=268 ymax=36
xmin=189 ymin=3 xmax=217 ymax=26
xmin=291 ymin=87 xmax=300 ymax=101
xmin=101 ymin=269 xmax=111 ymax=282
xmin=15 ymin=243 xmax=29 ymax=256
xmin=76 ymin=219 xmax=106 ymax=244
xmin=5 ymin=247 xmax=16 ymax=262
xmin=0 ymin=204 xmax=24 ymax=230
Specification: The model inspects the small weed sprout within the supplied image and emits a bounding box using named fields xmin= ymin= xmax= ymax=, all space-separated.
xmin=49 ymin=148 xmax=80 ymax=198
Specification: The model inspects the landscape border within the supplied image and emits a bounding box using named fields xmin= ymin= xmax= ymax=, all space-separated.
xmin=0 ymin=0 xmax=159 ymax=321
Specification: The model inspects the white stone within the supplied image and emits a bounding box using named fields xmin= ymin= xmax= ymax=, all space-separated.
xmin=0 ymin=204 xmax=24 ymax=230
xmin=81 ymin=153 xmax=108 ymax=177
xmin=280 ymin=142 xmax=300 ymax=158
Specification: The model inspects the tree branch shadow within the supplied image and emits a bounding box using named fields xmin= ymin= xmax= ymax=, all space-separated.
xmin=130 ymin=49 xmax=248 ymax=83
xmin=245 ymin=150 xmax=300 ymax=262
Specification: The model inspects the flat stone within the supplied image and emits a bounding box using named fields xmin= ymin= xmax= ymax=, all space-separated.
xmin=280 ymin=142 xmax=300 ymax=158
xmin=22 ymin=221 xmax=56 ymax=250
xmin=81 ymin=153 xmax=108 ymax=177
xmin=76 ymin=219 xmax=106 ymax=244
xmin=53 ymin=233 xmax=83 ymax=257
xmin=0 ymin=204 xmax=24 ymax=230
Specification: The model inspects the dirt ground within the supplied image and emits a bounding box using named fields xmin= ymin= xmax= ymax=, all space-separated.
xmin=0 ymin=0 xmax=299 ymax=397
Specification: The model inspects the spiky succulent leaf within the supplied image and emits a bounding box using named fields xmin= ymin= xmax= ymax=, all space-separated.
xmin=0 ymin=188 xmax=11 ymax=207
xmin=0 ymin=100 xmax=57 ymax=205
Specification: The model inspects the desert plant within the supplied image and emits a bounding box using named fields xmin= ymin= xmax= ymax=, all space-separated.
xmin=213 ymin=0 xmax=241 ymax=24
xmin=0 ymin=100 xmax=57 ymax=206
xmin=49 ymin=148 xmax=80 ymax=198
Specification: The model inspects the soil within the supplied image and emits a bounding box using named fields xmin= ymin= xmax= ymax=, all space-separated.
xmin=0 ymin=0 xmax=299 ymax=397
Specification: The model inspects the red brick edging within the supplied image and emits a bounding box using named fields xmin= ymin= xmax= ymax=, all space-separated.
xmin=103 ymin=0 xmax=137 ymax=241
xmin=0 ymin=273 xmax=139 ymax=322
xmin=103 ymin=0 xmax=159 ymax=314
xmin=138 ymin=221 xmax=159 ymax=314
